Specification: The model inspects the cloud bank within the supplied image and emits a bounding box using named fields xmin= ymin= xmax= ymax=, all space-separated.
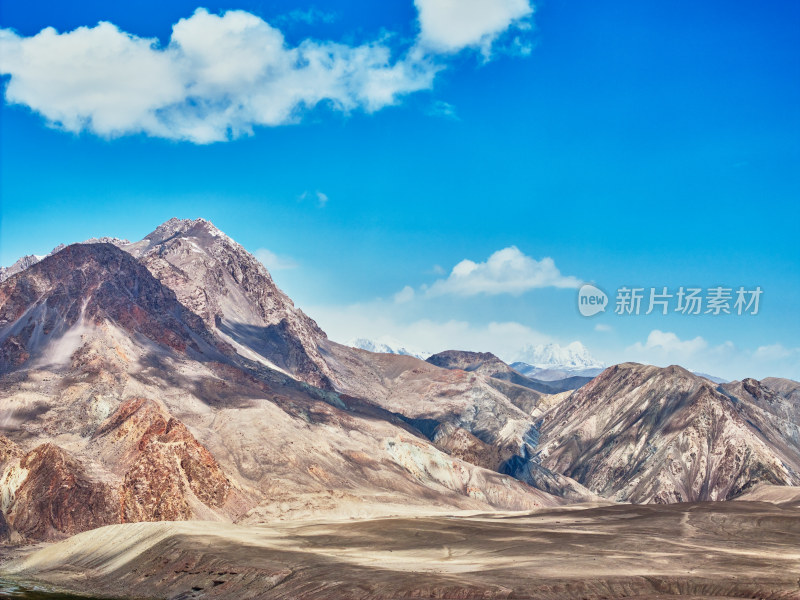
xmin=0 ymin=2 xmax=534 ymax=143
xmin=625 ymin=330 xmax=800 ymax=381
xmin=308 ymin=299 xmax=552 ymax=362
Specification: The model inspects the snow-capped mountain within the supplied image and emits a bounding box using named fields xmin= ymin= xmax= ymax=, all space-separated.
xmin=512 ymin=342 xmax=604 ymax=381
xmin=516 ymin=342 xmax=603 ymax=370
xmin=347 ymin=337 xmax=430 ymax=360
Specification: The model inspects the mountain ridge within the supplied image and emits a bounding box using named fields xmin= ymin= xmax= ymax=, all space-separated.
xmin=1 ymin=217 xmax=798 ymax=548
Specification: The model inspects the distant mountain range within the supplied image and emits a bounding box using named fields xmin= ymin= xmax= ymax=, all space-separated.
xmin=517 ymin=341 xmax=604 ymax=369
xmin=346 ymin=337 xmax=430 ymax=360
xmin=0 ymin=217 xmax=797 ymax=550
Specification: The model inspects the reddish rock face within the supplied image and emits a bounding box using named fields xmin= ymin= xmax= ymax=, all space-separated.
xmin=0 ymin=435 xmax=22 ymax=466
xmin=0 ymin=399 xmax=235 ymax=542
xmin=6 ymin=444 xmax=119 ymax=541
xmin=95 ymin=398 xmax=232 ymax=523
xmin=432 ymin=423 xmax=507 ymax=471
xmin=0 ymin=243 xmax=222 ymax=372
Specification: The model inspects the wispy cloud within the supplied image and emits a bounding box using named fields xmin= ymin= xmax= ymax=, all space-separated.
xmin=298 ymin=190 xmax=329 ymax=207
xmin=277 ymin=7 xmax=337 ymax=26
xmin=628 ymin=330 xmax=709 ymax=356
xmin=624 ymin=330 xmax=800 ymax=380
xmin=308 ymin=299 xmax=551 ymax=362
xmin=254 ymin=248 xmax=298 ymax=271
xmin=394 ymin=285 xmax=415 ymax=303
xmin=0 ymin=2 xmax=534 ymax=143
xmin=427 ymin=100 xmax=458 ymax=120
xmin=425 ymin=246 xmax=580 ymax=297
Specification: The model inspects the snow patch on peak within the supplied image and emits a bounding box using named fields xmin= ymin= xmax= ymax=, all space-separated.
xmin=516 ymin=341 xmax=603 ymax=370
xmin=347 ymin=337 xmax=431 ymax=360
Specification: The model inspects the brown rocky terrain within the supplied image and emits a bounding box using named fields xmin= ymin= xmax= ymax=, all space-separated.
xmin=720 ymin=377 xmax=800 ymax=478
xmin=427 ymin=348 xmax=559 ymax=394
xmin=0 ymin=217 xmax=798 ymax=561
xmin=0 ymin=226 xmax=570 ymax=544
xmin=534 ymin=363 xmax=800 ymax=502
xmin=3 ymin=443 xmax=119 ymax=541
xmin=3 ymin=500 xmax=799 ymax=599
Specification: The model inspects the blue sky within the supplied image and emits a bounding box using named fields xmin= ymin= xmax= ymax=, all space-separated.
xmin=1 ymin=0 xmax=798 ymax=380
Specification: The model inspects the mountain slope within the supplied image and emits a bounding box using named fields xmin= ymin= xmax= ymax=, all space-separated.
xmin=534 ymin=363 xmax=800 ymax=502
xmin=719 ymin=377 xmax=800 ymax=481
xmin=322 ymin=343 xmax=594 ymax=501
xmin=120 ymin=218 xmax=336 ymax=389
xmin=426 ymin=349 xmax=559 ymax=394
xmin=0 ymin=234 xmax=567 ymax=542
xmin=0 ymin=242 xmax=224 ymax=372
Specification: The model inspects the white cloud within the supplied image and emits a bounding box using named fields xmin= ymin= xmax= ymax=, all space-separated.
xmin=622 ymin=331 xmax=800 ymax=381
xmin=426 ymin=246 xmax=580 ymax=297
xmin=394 ymin=285 xmax=415 ymax=303
xmin=754 ymin=343 xmax=799 ymax=361
xmin=415 ymin=0 xmax=533 ymax=55
xmin=0 ymin=3 xmax=536 ymax=143
xmin=594 ymin=323 xmax=613 ymax=332
xmin=0 ymin=9 xmax=439 ymax=143
xmin=628 ymin=330 xmax=709 ymax=356
xmin=254 ymin=248 xmax=298 ymax=271
xmin=316 ymin=191 xmax=329 ymax=207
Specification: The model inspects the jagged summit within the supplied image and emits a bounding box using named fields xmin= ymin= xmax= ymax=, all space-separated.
xmin=0 ymin=218 xmax=336 ymax=387
xmin=127 ymin=218 xmax=335 ymax=388
xmin=137 ymin=217 xmax=227 ymax=248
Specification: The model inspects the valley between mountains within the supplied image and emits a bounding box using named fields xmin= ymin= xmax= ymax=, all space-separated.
xmin=0 ymin=218 xmax=798 ymax=599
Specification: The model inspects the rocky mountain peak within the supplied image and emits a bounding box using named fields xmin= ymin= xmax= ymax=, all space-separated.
xmin=141 ymin=217 xmax=224 ymax=246
xmin=535 ymin=361 xmax=798 ymax=502
xmin=427 ymin=350 xmax=508 ymax=372
xmin=126 ymin=218 xmax=335 ymax=388
xmin=0 ymin=242 xmax=219 ymax=371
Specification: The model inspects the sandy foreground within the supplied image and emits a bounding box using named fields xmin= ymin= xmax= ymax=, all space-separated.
xmin=1 ymin=497 xmax=800 ymax=600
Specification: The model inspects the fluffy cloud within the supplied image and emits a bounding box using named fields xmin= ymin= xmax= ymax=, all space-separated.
xmin=0 ymin=3 xmax=535 ymax=143
xmin=0 ymin=9 xmax=437 ymax=143
xmin=415 ymin=0 xmax=533 ymax=54
xmin=426 ymin=246 xmax=580 ymax=297
xmin=394 ymin=285 xmax=416 ymax=303
xmin=628 ymin=330 xmax=709 ymax=356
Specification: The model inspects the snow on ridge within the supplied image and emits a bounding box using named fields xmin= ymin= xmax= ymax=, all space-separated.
xmin=347 ymin=337 xmax=431 ymax=360
xmin=516 ymin=341 xmax=603 ymax=370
